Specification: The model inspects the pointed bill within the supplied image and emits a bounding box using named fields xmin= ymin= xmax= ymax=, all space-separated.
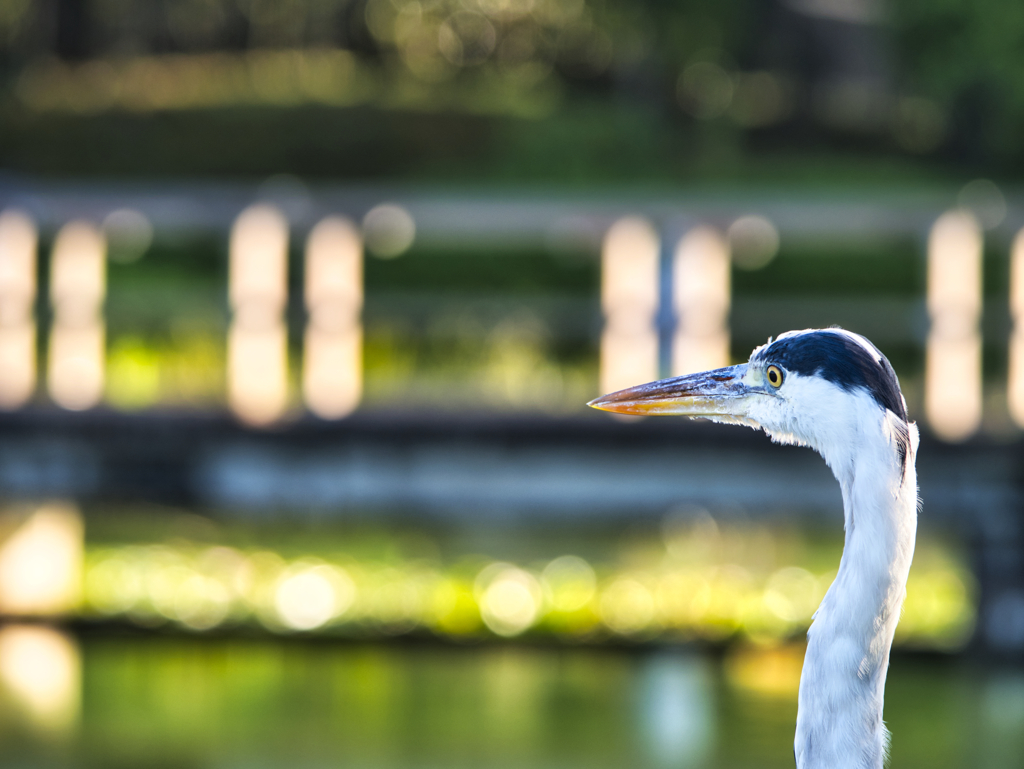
xmin=587 ymin=364 xmax=761 ymax=423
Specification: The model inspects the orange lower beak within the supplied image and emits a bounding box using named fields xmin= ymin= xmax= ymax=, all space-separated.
xmin=588 ymin=364 xmax=760 ymax=424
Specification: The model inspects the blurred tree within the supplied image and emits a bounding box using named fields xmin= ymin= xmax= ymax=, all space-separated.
xmin=890 ymin=0 xmax=1024 ymax=168
xmin=0 ymin=0 xmax=1016 ymax=180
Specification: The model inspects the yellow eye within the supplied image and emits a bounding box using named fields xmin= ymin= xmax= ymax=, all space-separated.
xmin=766 ymin=365 xmax=783 ymax=388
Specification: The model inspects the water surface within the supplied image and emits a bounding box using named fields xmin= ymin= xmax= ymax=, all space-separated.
xmin=0 ymin=633 xmax=1018 ymax=768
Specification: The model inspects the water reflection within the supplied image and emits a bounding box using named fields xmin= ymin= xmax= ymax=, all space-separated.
xmin=639 ymin=652 xmax=712 ymax=767
xmin=981 ymin=672 xmax=1024 ymax=766
xmin=0 ymin=635 xmax=1005 ymax=769
xmin=0 ymin=624 xmax=79 ymax=732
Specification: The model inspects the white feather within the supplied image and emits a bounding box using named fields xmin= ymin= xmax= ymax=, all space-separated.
xmin=743 ymin=372 xmax=919 ymax=769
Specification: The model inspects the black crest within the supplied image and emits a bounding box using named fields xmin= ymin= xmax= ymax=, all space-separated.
xmin=753 ymin=329 xmax=910 ymax=467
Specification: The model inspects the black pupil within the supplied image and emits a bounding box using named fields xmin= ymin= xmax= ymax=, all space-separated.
xmin=770 ymin=369 xmax=779 ymax=384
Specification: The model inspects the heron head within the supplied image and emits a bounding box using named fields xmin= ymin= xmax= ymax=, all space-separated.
xmin=589 ymin=328 xmax=911 ymax=467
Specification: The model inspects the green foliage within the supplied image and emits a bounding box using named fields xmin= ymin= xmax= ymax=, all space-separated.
xmin=365 ymin=246 xmax=598 ymax=295
xmin=733 ymin=241 xmax=924 ymax=298
xmin=891 ymin=0 xmax=1024 ymax=164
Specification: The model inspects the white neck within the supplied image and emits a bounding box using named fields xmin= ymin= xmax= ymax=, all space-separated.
xmin=793 ymin=415 xmax=918 ymax=769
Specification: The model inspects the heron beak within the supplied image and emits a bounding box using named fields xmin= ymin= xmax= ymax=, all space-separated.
xmin=587 ymin=364 xmax=759 ymax=423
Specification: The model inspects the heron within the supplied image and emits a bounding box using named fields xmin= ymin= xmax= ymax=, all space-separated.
xmin=588 ymin=328 xmax=917 ymax=769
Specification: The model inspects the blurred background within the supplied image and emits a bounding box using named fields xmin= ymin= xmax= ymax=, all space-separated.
xmin=0 ymin=0 xmax=1020 ymax=767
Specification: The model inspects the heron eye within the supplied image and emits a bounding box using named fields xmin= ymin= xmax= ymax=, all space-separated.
xmin=766 ymin=365 xmax=783 ymax=388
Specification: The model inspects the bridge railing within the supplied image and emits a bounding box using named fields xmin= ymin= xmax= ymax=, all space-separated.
xmin=0 ymin=181 xmax=1019 ymax=441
